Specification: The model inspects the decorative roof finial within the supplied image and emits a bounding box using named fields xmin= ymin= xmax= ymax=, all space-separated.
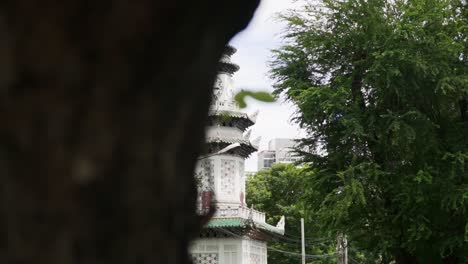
xmin=251 ymin=136 xmax=261 ymax=149
xmin=248 ymin=110 xmax=260 ymax=123
xmin=276 ymin=216 xmax=285 ymax=230
xmin=244 ymin=129 xmax=252 ymax=140
xmin=248 ymin=204 xmax=254 ymax=221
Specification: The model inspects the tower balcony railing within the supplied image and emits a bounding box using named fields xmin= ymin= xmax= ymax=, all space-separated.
xmin=214 ymin=204 xmax=266 ymax=223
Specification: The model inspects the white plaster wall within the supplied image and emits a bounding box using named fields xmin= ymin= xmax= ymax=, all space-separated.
xmin=190 ymin=237 xmax=268 ymax=264
xmin=206 ymin=126 xmax=244 ymax=140
xmin=190 ymin=238 xmax=243 ymax=264
xmin=195 ymin=155 xmax=245 ymax=206
xmin=242 ymin=238 xmax=268 ymax=264
xmin=211 ymin=155 xmax=244 ymax=205
xmin=212 ymin=72 xmax=239 ymax=112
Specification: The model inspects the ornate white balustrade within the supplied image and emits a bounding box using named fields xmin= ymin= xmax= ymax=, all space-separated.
xmin=214 ymin=204 xmax=266 ymax=223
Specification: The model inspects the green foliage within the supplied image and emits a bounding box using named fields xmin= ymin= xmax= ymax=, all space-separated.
xmin=247 ymin=164 xmax=338 ymax=264
xmin=234 ymin=90 xmax=276 ymax=108
xmin=270 ymin=0 xmax=468 ymax=263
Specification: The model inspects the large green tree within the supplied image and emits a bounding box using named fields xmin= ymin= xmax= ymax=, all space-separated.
xmin=247 ymin=164 xmax=377 ymax=264
xmin=270 ymin=0 xmax=467 ymax=263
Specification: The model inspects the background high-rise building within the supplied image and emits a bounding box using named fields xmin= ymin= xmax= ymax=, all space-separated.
xmin=257 ymin=138 xmax=301 ymax=170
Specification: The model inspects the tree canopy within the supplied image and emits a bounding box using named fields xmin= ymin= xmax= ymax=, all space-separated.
xmin=270 ymin=0 xmax=467 ymax=263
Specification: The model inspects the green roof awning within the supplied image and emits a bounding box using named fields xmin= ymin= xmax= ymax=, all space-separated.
xmin=205 ymin=218 xmax=247 ymax=228
xmin=204 ymin=218 xmax=284 ymax=236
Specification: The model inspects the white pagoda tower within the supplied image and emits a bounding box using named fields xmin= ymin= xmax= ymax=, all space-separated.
xmin=190 ymin=46 xmax=284 ymax=264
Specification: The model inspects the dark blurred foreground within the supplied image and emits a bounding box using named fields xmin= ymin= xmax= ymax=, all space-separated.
xmin=0 ymin=1 xmax=259 ymax=263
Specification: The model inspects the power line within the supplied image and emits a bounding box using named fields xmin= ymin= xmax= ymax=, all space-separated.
xmin=281 ymin=231 xmax=335 ymax=242
xmin=277 ymin=235 xmax=334 ymax=245
xmin=268 ymin=247 xmax=336 ymax=260
xmin=214 ymin=227 xmax=336 ymax=260
xmin=216 ymin=226 xmax=331 ymax=247
xmin=263 ymin=229 xmax=335 ymax=245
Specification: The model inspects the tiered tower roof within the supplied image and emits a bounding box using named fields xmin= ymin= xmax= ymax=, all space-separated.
xmin=206 ymin=45 xmax=258 ymax=158
xmin=196 ymin=46 xmax=284 ymax=239
xmin=218 ymin=46 xmax=240 ymax=74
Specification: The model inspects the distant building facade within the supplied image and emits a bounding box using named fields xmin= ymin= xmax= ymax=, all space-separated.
xmin=257 ymin=138 xmax=301 ymax=170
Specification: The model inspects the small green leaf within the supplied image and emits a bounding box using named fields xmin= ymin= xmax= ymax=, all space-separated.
xmin=234 ymin=90 xmax=276 ymax=108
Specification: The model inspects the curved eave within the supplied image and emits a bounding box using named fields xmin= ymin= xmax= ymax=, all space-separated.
xmin=209 ymin=110 xmax=248 ymax=119
xmin=224 ymin=45 xmax=237 ymax=56
xmin=209 ymin=111 xmax=255 ymax=130
xmin=207 ymin=138 xmax=257 ymax=156
xmin=218 ymin=62 xmax=240 ymax=74
xmin=253 ymin=221 xmax=285 ymax=236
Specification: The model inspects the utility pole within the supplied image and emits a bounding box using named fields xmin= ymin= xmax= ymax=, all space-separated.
xmin=344 ymin=234 xmax=348 ymax=264
xmin=301 ymin=218 xmax=305 ymax=264
xmin=336 ymin=233 xmax=348 ymax=264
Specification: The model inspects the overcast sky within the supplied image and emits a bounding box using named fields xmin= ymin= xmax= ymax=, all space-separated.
xmin=229 ymin=0 xmax=306 ymax=171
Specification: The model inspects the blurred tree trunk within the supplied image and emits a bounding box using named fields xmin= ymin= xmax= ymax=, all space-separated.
xmin=0 ymin=0 xmax=259 ymax=263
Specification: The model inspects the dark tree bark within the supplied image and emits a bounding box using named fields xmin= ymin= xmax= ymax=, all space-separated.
xmin=0 ymin=0 xmax=259 ymax=263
